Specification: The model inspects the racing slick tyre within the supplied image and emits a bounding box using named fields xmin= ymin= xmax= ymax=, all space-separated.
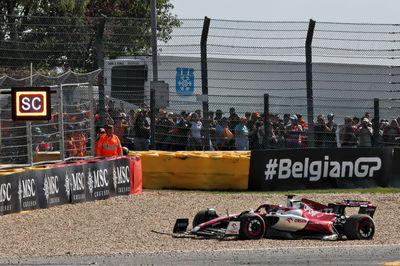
xmin=192 ymin=209 xmax=218 ymax=227
xmin=344 ymin=214 xmax=375 ymax=240
xmin=239 ymin=213 xmax=266 ymax=240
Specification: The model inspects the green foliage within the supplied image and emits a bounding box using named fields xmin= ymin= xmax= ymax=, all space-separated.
xmin=0 ymin=0 xmax=89 ymax=17
xmin=0 ymin=0 xmax=181 ymax=71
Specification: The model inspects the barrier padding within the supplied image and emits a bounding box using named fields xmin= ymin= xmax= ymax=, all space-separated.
xmin=128 ymin=151 xmax=250 ymax=190
xmin=0 ymin=155 xmax=143 ymax=195
xmin=0 ymin=156 xmax=142 ymax=215
xmin=129 ymin=156 xmax=143 ymax=194
xmin=29 ymin=151 xmax=249 ymax=190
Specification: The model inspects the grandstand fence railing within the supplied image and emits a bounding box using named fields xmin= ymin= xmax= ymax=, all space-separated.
xmin=0 ymin=83 xmax=96 ymax=168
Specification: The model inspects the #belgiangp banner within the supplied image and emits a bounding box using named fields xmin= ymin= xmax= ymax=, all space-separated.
xmin=249 ymin=148 xmax=393 ymax=191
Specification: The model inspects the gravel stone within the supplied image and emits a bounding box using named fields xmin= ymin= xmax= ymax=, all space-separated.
xmin=0 ymin=191 xmax=398 ymax=258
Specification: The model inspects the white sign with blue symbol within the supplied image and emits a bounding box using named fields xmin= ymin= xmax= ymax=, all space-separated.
xmin=176 ymin=68 xmax=194 ymax=96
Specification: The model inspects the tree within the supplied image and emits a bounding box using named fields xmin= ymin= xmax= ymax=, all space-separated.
xmin=0 ymin=0 xmax=181 ymax=71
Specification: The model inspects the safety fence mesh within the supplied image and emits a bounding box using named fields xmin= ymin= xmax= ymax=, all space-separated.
xmin=1 ymin=15 xmax=400 ymax=152
xmin=0 ymin=82 xmax=95 ymax=166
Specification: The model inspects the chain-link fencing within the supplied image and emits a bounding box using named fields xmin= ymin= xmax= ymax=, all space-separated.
xmin=148 ymin=19 xmax=400 ymax=150
xmin=1 ymin=15 xmax=400 ymax=152
xmin=0 ymin=80 xmax=97 ymax=167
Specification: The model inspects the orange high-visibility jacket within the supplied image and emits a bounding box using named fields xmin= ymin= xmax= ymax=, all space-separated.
xmin=95 ymin=134 xmax=122 ymax=156
xmin=65 ymin=136 xmax=77 ymax=156
xmin=73 ymin=133 xmax=87 ymax=157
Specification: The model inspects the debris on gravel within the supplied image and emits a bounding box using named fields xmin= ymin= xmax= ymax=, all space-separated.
xmin=0 ymin=191 xmax=398 ymax=258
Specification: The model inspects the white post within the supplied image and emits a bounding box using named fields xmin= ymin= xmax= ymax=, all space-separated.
xmin=59 ymin=84 xmax=65 ymax=161
xmin=27 ymin=63 xmax=33 ymax=165
xmin=89 ymin=84 xmax=95 ymax=156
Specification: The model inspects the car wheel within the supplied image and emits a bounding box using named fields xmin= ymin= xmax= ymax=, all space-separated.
xmin=344 ymin=214 xmax=375 ymax=240
xmin=239 ymin=213 xmax=266 ymax=240
xmin=192 ymin=209 xmax=218 ymax=227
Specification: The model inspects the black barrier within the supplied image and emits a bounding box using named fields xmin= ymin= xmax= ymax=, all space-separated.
xmin=65 ymin=164 xmax=87 ymax=204
xmin=17 ymin=170 xmax=41 ymax=212
xmin=249 ymin=148 xmax=394 ymax=191
xmin=39 ymin=167 xmax=70 ymax=209
xmin=0 ymin=157 xmax=132 ymax=215
xmin=0 ymin=172 xmax=20 ymax=215
xmin=391 ymin=148 xmax=400 ymax=187
xmin=109 ymin=158 xmax=131 ymax=196
xmin=84 ymin=161 xmax=111 ymax=201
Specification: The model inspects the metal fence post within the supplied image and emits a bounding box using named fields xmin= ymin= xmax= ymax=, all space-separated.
xmin=305 ymin=19 xmax=316 ymax=147
xmin=264 ymin=93 xmax=270 ymax=149
xmin=58 ymin=84 xmax=65 ymax=161
xmin=95 ymin=15 xmax=106 ymax=128
xmin=150 ymin=0 xmax=159 ymax=82
xmin=27 ymin=65 xmax=33 ymax=166
xmin=26 ymin=121 xmax=32 ymax=166
xmin=89 ymin=84 xmax=95 ymax=155
xmin=150 ymin=0 xmax=158 ymax=150
xmin=150 ymin=87 xmax=156 ymax=150
xmin=373 ymin=98 xmax=380 ymax=147
xmin=201 ymin=16 xmax=211 ymax=150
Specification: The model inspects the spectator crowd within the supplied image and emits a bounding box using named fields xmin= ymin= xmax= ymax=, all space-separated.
xmin=93 ymin=99 xmax=400 ymax=152
xmin=3 ymin=95 xmax=399 ymax=164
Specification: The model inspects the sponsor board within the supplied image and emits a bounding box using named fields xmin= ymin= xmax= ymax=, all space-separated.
xmin=249 ymin=148 xmax=393 ymax=191
xmin=390 ymin=148 xmax=400 ymax=187
xmin=65 ymin=167 xmax=87 ymax=203
xmin=17 ymin=171 xmax=40 ymax=211
xmin=85 ymin=163 xmax=110 ymax=201
xmin=0 ymin=157 xmax=133 ymax=215
xmin=110 ymin=159 xmax=131 ymax=196
xmin=38 ymin=168 xmax=69 ymax=208
xmin=0 ymin=174 xmax=18 ymax=215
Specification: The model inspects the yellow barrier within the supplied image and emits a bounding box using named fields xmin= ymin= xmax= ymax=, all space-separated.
xmin=14 ymin=150 xmax=251 ymax=190
xmin=129 ymin=151 xmax=250 ymax=190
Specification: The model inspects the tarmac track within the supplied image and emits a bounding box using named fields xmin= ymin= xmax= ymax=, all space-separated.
xmin=0 ymin=244 xmax=399 ymax=265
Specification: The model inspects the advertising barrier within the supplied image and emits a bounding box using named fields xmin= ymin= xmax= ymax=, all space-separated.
xmin=40 ymin=167 xmax=70 ymax=208
xmin=391 ymin=148 xmax=400 ymax=188
xmin=16 ymin=170 xmax=40 ymax=212
xmin=249 ymin=148 xmax=393 ymax=191
xmin=0 ymin=156 xmax=142 ymax=215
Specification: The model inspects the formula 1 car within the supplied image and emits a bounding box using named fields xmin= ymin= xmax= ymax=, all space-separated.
xmin=173 ymin=195 xmax=376 ymax=241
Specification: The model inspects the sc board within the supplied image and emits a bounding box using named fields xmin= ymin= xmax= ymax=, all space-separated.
xmin=11 ymin=87 xmax=51 ymax=121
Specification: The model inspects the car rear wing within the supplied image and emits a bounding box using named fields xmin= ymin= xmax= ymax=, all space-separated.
xmin=329 ymin=200 xmax=376 ymax=218
xmin=358 ymin=205 xmax=377 ymax=218
xmin=336 ymin=200 xmax=374 ymax=207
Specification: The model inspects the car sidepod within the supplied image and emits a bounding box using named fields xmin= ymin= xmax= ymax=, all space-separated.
xmin=269 ymin=213 xmax=309 ymax=232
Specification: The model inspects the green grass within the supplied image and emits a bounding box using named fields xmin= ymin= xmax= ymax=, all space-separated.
xmin=144 ymin=187 xmax=400 ymax=194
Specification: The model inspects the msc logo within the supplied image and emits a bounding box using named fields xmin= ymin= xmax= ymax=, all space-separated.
xmin=11 ymin=87 xmax=51 ymax=121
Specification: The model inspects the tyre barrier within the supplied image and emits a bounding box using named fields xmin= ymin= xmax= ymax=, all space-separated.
xmin=31 ymin=148 xmax=400 ymax=193
xmin=127 ymin=151 xmax=250 ymax=190
xmin=0 ymin=156 xmax=142 ymax=215
xmin=32 ymin=150 xmax=250 ymax=190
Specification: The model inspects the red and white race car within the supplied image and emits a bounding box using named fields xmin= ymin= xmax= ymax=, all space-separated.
xmin=173 ymin=195 xmax=376 ymax=241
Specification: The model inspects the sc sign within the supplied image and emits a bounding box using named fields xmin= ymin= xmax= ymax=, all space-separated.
xmin=11 ymin=87 xmax=51 ymax=121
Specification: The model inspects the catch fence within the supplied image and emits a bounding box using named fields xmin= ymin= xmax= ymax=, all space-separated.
xmin=1 ymin=15 xmax=400 ymax=152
